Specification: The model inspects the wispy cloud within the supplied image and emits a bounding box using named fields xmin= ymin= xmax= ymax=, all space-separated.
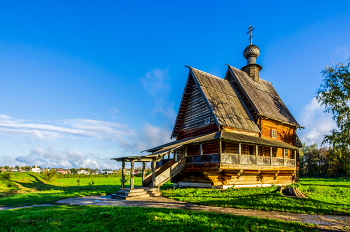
xmin=140 ymin=68 xmax=176 ymax=122
xmin=298 ymin=97 xmax=336 ymax=146
xmin=0 ymin=115 xmax=133 ymax=141
xmin=332 ymin=46 xmax=350 ymax=61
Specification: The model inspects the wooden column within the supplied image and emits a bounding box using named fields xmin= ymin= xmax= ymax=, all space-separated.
xmin=238 ymin=143 xmax=242 ymax=165
xmin=152 ymin=159 xmax=156 ymax=188
xmin=219 ymin=140 xmax=222 ymax=167
xmin=294 ymin=150 xmax=297 ymax=167
xmin=121 ymin=161 xmax=125 ymax=189
xmin=130 ymin=160 xmax=135 ymax=190
xmin=270 ymin=147 xmax=273 ymax=157
xmin=199 ymin=144 xmax=203 ymax=155
xmin=141 ymin=162 xmax=146 ymax=186
xmin=255 ymin=145 xmax=258 ymax=165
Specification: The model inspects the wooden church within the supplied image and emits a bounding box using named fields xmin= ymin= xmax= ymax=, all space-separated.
xmin=112 ymin=31 xmax=303 ymax=190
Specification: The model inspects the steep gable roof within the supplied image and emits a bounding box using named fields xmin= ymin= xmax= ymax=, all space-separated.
xmin=171 ymin=67 xmax=260 ymax=138
xmin=226 ymin=65 xmax=300 ymax=127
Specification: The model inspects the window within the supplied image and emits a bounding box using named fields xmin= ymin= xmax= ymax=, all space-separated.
xmin=271 ymin=129 xmax=277 ymax=138
xmin=284 ymin=149 xmax=288 ymax=157
xmin=204 ymin=117 xmax=211 ymax=124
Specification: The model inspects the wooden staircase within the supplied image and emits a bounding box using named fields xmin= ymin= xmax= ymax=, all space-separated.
xmin=111 ymin=187 xmax=161 ymax=200
xmin=143 ymin=158 xmax=186 ymax=187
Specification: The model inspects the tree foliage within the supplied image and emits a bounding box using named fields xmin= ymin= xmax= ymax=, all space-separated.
xmin=316 ymin=58 xmax=350 ymax=152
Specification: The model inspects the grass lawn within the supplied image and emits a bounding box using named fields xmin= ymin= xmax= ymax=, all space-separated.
xmin=0 ymin=172 xmax=141 ymax=207
xmin=161 ymin=178 xmax=350 ymax=216
xmin=0 ymin=205 xmax=318 ymax=232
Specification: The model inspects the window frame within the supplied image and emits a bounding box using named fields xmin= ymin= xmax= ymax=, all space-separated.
xmin=271 ymin=129 xmax=277 ymax=139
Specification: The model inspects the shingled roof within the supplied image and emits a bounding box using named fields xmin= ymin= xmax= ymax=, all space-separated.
xmin=227 ymin=66 xmax=301 ymax=127
xmin=171 ymin=67 xmax=260 ymax=138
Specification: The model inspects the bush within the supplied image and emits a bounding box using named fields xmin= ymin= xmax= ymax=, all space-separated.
xmin=41 ymin=169 xmax=57 ymax=182
xmin=1 ymin=172 xmax=12 ymax=181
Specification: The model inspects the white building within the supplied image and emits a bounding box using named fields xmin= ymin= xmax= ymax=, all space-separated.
xmin=31 ymin=165 xmax=41 ymax=173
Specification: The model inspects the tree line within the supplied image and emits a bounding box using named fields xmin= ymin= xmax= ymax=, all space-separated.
xmin=300 ymin=144 xmax=350 ymax=177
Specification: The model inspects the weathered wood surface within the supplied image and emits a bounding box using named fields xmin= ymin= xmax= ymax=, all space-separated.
xmin=226 ymin=66 xmax=300 ymax=127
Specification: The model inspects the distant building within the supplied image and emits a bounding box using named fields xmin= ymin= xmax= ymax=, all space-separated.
xmin=77 ymin=170 xmax=89 ymax=175
xmin=56 ymin=169 xmax=70 ymax=174
xmin=31 ymin=165 xmax=41 ymax=173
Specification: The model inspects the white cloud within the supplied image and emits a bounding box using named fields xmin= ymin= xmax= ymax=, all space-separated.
xmin=0 ymin=116 xmax=135 ymax=141
xmin=13 ymin=148 xmax=109 ymax=169
xmin=298 ymin=97 xmax=336 ymax=146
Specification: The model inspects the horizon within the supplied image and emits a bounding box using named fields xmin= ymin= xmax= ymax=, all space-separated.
xmin=1 ymin=0 xmax=350 ymax=169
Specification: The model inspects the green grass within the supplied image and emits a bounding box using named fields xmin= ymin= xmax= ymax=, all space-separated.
xmin=161 ymin=178 xmax=350 ymax=216
xmin=0 ymin=205 xmax=318 ymax=232
xmin=0 ymin=172 xmax=142 ymax=207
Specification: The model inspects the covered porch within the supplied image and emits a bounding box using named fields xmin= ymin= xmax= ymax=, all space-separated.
xmin=111 ymin=131 xmax=299 ymax=189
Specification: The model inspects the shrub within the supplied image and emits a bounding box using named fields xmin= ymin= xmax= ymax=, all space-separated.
xmin=41 ymin=169 xmax=57 ymax=182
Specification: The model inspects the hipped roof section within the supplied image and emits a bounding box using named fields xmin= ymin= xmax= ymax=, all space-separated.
xmin=171 ymin=67 xmax=260 ymax=138
xmin=227 ymin=66 xmax=301 ymax=127
xmin=111 ymin=131 xmax=299 ymax=162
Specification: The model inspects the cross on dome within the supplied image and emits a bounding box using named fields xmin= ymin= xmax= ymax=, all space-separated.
xmin=246 ymin=25 xmax=255 ymax=45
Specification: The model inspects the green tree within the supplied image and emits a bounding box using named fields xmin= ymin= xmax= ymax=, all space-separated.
xmin=317 ymin=57 xmax=350 ymax=175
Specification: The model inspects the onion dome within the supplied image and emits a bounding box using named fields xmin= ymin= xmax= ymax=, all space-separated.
xmin=243 ymin=44 xmax=260 ymax=64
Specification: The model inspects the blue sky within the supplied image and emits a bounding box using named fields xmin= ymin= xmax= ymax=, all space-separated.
xmin=1 ymin=0 xmax=349 ymax=169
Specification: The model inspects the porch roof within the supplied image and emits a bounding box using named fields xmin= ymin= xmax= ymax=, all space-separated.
xmin=111 ymin=131 xmax=298 ymax=162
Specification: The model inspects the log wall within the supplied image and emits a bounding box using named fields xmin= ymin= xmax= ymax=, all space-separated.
xmin=260 ymin=118 xmax=296 ymax=145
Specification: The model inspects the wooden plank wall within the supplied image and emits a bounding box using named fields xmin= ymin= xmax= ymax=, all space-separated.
xmin=260 ymin=118 xmax=296 ymax=145
xmin=222 ymin=141 xmax=239 ymax=154
xmin=187 ymin=145 xmax=200 ymax=156
xmin=177 ymin=124 xmax=218 ymax=140
xmin=178 ymin=76 xmax=215 ymax=139
xmin=202 ymin=141 xmax=219 ymax=155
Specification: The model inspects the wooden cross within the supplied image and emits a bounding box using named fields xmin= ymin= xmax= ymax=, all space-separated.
xmin=246 ymin=25 xmax=255 ymax=45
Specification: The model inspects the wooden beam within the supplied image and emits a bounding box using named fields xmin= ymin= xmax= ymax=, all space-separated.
xmin=142 ymin=162 xmax=146 ymax=186
xmin=121 ymin=161 xmax=125 ymax=189
xmin=219 ymin=140 xmax=222 ymax=168
xmin=200 ymin=143 xmax=203 ymax=155
xmin=130 ymin=160 xmax=135 ymax=190
xmin=270 ymin=147 xmax=273 ymax=157
xmin=238 ymin=143 xmax=241 ymax=165
xmin=152 ymin=159 xmax=156 ymax=188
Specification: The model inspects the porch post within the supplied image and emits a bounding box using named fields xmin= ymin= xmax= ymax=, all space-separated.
xmin=270 ymin=147 xmax=272 ymax=166
xmin=200 ymin=143 xmax=203 ymax=155
xmin=219 ymin=140 xmax=222 ymax=166
xmin=255 ymin=145 xmax=258 ymax=164
xmin=121 ymin=161 xmax=125 ymax=189
xmin=239 ymin=143 xmax=241 ymax=165
xmin=152 ymin=158 xmax=156 ymax=188
xmin=294 ymin=150 xmax=297 ymax=167
xmin=142 ymin=161 xmax=146 ymax=183
xmin=130 ymin=160 xmax=135 ymax=190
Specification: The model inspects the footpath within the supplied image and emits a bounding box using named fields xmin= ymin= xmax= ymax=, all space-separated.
xmin=1 ymin=195 xmax=349 ymax=231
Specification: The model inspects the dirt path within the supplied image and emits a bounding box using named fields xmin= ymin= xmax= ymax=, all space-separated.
xmin=2 ymin=195 xmax=349 ymax=231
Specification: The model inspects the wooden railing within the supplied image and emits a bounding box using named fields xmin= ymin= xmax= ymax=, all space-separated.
xmin=185 ymin=153 xmax=220 ymax=164
xmin=143 ymin=159 xmax=175 ymax=187
xmin=220 ymin=153 xmax=296 ymax=167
